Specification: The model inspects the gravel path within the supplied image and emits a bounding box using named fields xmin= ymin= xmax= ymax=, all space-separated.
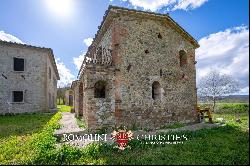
xmin=54 ymin=112 xmax=86 ymax=135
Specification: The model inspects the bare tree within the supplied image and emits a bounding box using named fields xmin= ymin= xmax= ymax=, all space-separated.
xmin=198 ymin=69 xmax=240 ymax=112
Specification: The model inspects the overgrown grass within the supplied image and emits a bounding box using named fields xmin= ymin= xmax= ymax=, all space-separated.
xmin=57 ymin=105 xmax=72 ymax=112
xmin=28 ymin=120 xmax=249 ymax=165
xmin=0 ymin=104 xmax=249 ymax=165
xmin=0 ymin=111 xmax=62 ymax=164
xmin=0 ymin=113 xmax=54 ymax=139
xmin=215 ymin=103 xmax=249 ymax=114
xmin=213 ymin=113 xmax=249 ymax=131
xmin=76 ymin=117 xmax=86 ymax=128
xmin=199 ymin=103 xmax=249 ymax=114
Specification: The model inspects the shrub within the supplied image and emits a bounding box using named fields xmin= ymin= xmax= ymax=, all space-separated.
xmin=215 ymin=103 xmax=249 ymax=114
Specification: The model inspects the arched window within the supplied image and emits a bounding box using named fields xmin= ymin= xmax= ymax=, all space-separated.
xmin=179 ymin=50 xmax=187 ymax=67
xmin=94 ymin=81 xmax=106 ymax=98
xmin=152 ymin=81 xmax=161 ymax=100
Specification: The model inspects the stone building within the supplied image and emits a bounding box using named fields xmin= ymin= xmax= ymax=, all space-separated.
xmin=0 ymin=40 xmax=60 ymax=114
xmin=65 ymin=89 xmax=74 ymax=106
xmin=71 ymin=80 xmax=82 ymax=116
xmin=73 ymin=6 xmax=200 ymax=131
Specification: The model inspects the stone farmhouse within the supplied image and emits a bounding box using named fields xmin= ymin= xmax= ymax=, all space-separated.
xmin=65 ymin=89 xmax=73 ymax=106
xmin=72 ymin=6 xmax=200 ymax=131
xmin=0 ymin=40 xmax=60 ymax=114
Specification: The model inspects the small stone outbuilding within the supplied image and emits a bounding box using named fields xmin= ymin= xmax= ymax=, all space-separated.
xmin=65 ymin=89 xmax=74 ymax=106
xmin=72 ymin=6 xmax=200 ymax=131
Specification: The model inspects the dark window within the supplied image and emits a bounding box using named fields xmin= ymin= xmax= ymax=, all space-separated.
xmin=94 ymin=81 xmax=106 ymax=98
xmin=152 ymin=81 xmax=161 ymax=100
xmin=158 ymin=33 xmax=162 ymax=39
xmin=13 ymin=91 xmax=24 ymax=102
xmin=127 ymin=64 xmax=132 ymax=72
xmin=14 ymin=58 xmax=24 ymax=71
xmin=179 ymin=50 xmax=187 ymax=67
xmin=49 ymin=67 xmax=51 ymax=79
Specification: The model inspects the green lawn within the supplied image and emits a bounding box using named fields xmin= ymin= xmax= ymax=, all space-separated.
xmin=57 ymin=105 xmax=72 ymax=112
xmin=0 ymin=113 xmax=54 ymax=139
xmin=0 ymin=104 xmax=249 ymax=165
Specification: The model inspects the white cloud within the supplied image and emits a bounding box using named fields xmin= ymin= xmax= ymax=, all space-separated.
xmin=83 ymin=38 xmax=93 ymax=47
xmin=74 ymin=37 xmax=93 ymax=72
xmin=111 ymin=0 xmax=208 ymax=11
xmin=73 ymin=52 xmax=86 ymax=70
xmin=239 ymin=86 xmax=249 ymax=95
xmin=56 ymin=58 xmax=75 ymax=87
xmin=173 ymin=0 xmax=208 ymax=11
xmin=127 ymin=0 xmax=176 ymax=11
xmin=0 ymin=31 xmax=24 ymax=44
xmin=196 ymin=25 xmax=249 ymax=95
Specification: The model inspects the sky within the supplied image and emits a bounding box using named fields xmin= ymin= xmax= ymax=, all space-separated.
xmin=0 ymin=0 xmax=249 ymax=95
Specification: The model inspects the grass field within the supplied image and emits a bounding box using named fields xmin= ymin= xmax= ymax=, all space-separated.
xmin=0 ymin=104 xmax=248 ymax=165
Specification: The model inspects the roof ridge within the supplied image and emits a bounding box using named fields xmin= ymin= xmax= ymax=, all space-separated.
xmin=108 ymin=5 xmax=170 ymax=16
xmin=77 ymin=5 xmax=200 ymax=78
xmin=0 ymin=39 xmax=60 ymax=80
xmin=0 ymin=40 xmax=51 ymax=50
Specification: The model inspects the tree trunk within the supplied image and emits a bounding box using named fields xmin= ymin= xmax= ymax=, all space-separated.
xmin=212 ymin=97 xmax=216 ymax=112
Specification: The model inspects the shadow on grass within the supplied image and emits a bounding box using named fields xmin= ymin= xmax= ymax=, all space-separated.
xmin=0 ymin=113 xmax=54 ymax=139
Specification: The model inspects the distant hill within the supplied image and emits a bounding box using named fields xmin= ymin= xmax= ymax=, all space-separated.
xmin=226 ymin=95 xmax=249 ymax=99
xmin=220 ymin=95 xmax=249 ymax=103
xmin=198 ymin=95 xmax=249 ymax=103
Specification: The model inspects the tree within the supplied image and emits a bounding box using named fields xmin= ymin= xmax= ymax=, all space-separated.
xmin=57 ymin=87 xmax=68 ymax=105
xmin=198 ymin=69 xmax=240 ymax=112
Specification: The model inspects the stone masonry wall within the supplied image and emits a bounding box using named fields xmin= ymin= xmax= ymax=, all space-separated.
xmin=114 ymin=15 xmax=197 ymax=129
xmin=72 ymin=81 xmax=80 ymax=117
xmin=79 ymin=10 xmax=198 ymax=131
xmin=46 ymin=54 xmax=58 ymax=109
xmin=0 ymin=44 xmax=47 ymax=114
xmin=82 ymin=26 xmax=116 ymax=130
xmin=82 ymin=65 xmax=116 ymax=130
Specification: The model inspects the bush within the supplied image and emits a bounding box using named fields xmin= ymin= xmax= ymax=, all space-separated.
xmin=215 ymin=103 xmax=249 ymax=114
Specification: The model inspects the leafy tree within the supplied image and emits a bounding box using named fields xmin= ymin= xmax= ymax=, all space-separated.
xmin=198 ymin=69 xmax=240 ymax=111
xmin=57 ymin=87 xmax=68 ymax=105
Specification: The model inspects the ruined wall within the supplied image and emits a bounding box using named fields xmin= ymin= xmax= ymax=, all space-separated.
xmin=0 ymin=45 xmax=47 ymax=114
